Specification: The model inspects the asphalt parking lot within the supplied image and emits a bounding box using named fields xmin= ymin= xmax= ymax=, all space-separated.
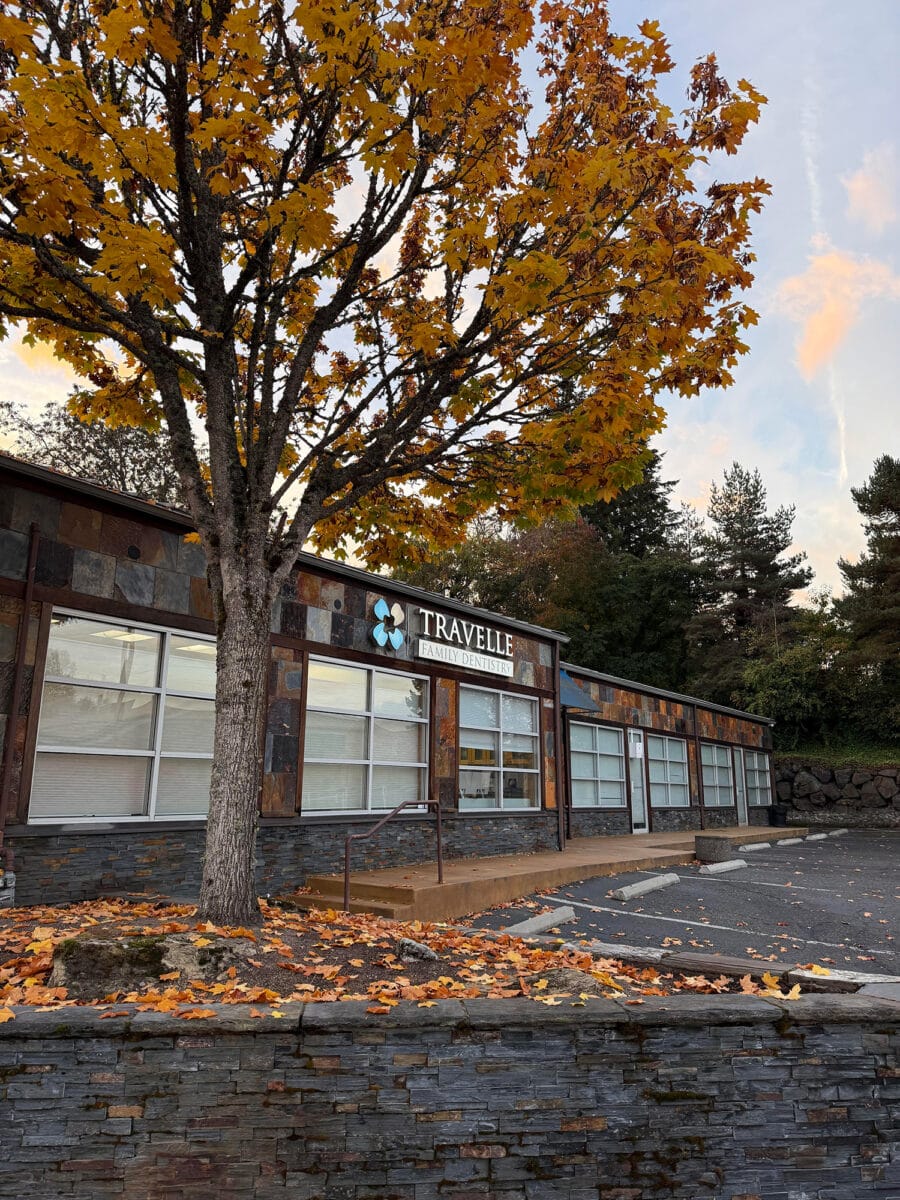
xmin=470 ymin=829 xmax=900 ymax=973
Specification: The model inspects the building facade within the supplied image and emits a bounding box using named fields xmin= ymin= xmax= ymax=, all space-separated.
xmin=0 ymin=456 xmax=774 ymax=906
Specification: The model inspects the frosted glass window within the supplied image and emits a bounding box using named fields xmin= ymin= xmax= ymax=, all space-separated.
xmin=155 ymin=758 xmax=212 ymax=816
xmin=307 ymin=661 xmax=368 ymax=712
xmin=701 ymin=744 xmax=734 ymax=807
xmin=160 ymin=696 xmax=214 ymax=754
xmin=167 ymin=637 xmax=217 ymax=694
xmin=373 ymin=673 xmax=426 ymax=719
xmin=459 ymin=688 xmax=498 ymax=728
xmin=30 ymin=753 xmax=151 ymax=819
xmin=502 ymin=694 xmax=537 ymax=734
xmin=647 ymin=735 xmax=691 ymax=808
xmin=38 ymin=683 xmax=156 ymax=750
xmin=371 ymin=766 xmax=424 ymax=808
xmin=373 ymin=718 xmax=426 ymax=763
xmin=459 ymin=686 xmax=539 ymax=809
xmin=31 ymin=611 xmax=218 ymax=824
xmin=305 ymin=712 xmax=368 ymax=760
xmin=301 ymin=658 xmax=428 ymax=813
xmin=45 ymin=615 xmax=160 ymax=687
xmin=568 ymin=722 xmax=626 ymax=808
xmin=746 ymin=750 xmax=773 ymax=806
xmin=569 ymin=724 xmax=593 ymax=752
xmin=302 ymin=763 xmax=367 ymax=811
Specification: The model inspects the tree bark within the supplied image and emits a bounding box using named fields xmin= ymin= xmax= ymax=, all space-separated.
xmin=197 ymin=562 xmax=274 ymax=926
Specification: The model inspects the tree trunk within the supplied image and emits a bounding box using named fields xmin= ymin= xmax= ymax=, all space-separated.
xmin=198 ymin=567 xmax=273 ymax=926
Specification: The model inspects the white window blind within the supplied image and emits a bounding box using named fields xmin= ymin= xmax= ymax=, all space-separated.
xmin=701 ymin=743 xmax=735 ymax=807
xmin=30 ymin=610 xmax=217 ymax=823
xmin=301 ymin=660 xmax=428 ymax=814
xmin=459 ymin=685 xmax=540 ymax=811
xmin=568 ymin=722 xmax=626 ymax=808
xmin=647 ymin=735 xmax=690 ymax=808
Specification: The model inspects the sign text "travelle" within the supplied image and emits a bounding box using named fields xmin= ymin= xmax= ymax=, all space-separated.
xmin=417 ymin=607 xmax=513 ymax=657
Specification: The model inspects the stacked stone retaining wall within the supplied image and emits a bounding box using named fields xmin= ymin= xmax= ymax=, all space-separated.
xmin=776 ymin=759 xmax=900 ymax=828
xmin=0 ymin=995 xmax=897 ymax=1198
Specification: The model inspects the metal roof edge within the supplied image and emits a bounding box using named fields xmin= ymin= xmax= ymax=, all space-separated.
xmin=0 ymin=453 xmax=569 ymax=644
xmin=559 ymin=661 xmax=775 ymax=726
xmin=0 ymin=452 xmax=195 ymax=529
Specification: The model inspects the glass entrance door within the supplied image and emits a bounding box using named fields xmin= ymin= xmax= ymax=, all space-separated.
xmin=627 ymin=729 xmax=648 ymax=833
xmin=733 ymin=747 xmax=748 ymax=825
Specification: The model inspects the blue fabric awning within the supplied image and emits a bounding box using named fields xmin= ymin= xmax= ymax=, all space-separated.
xmin=559 ymin=668 xmax=601 ymax=712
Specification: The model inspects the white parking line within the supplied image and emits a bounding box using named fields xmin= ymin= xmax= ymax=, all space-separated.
xmin=543 ymin=896 xmax=893 ymax=956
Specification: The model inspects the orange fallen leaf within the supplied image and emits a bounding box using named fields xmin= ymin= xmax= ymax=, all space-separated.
xmin=158 ymin=971 xmax=180 ymax=981
xmin=176 ymin=1008 xmax=217 ymax=1019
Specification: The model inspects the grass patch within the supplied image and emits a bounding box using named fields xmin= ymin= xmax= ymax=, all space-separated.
xmin=775 ymin=741 xmax=899 ymax=770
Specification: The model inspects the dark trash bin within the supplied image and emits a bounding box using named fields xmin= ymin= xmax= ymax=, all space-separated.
xmin=770 ymin=803 xmax=790 ymax=827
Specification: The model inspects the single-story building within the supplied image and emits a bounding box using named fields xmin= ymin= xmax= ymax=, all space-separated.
xmin=0 ymin=454 xmax=774 ymax=906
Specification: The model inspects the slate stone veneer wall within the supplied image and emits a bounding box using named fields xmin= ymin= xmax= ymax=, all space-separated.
xmin=0 ymin=995 xmax=897 ymax=1199
xmin=7 ymin=812 xmax=561 ymax=906
xmin=776 ymin=760 xmax=900 ymax=829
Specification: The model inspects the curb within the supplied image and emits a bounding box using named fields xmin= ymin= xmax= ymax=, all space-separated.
xmin=699 ymin=859 xmax=747 ymax=874
xmin=457 ymin=926 xmax=900 ymax=996
xmin=503 ymin=905 xmax=576 ymax=936
xmin=610 ymin=873 xmax=679 ymax=902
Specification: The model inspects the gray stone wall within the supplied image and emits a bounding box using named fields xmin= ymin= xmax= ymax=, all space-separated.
xmin=7 ymin=813 xmax=561 ymax=906
xmin=0 ymin=996 xmax=897 ymax=1199
xmin=646 ymin=807 xmax=702 ymax=833
xmin=776 ymin=759 xmax=900 ymax=828
xmin=568 ymin=809 xmax=631 ymax=837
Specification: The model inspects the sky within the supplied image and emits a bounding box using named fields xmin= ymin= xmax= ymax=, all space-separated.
xmin=605 ymin=0 xmax=900 ymax=593
xmin=0 ymin=1 xmax=897 ymax=594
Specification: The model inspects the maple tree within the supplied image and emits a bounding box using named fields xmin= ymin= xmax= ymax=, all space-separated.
xmin=0 ymin=0 xmax=767 ymax=922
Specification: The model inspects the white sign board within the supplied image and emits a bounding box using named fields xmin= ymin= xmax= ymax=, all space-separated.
xmin=417 ymin=638 xmax=514 ymax=677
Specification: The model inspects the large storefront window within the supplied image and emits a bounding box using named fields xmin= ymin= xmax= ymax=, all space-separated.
xmin=459 ymin=685 xmax=540 ymax=810
xmin=647 ymin=735 xmax=689 ymax=807
xmin=701 ymin=743 xmax=735 ymax=806
xmin=30 ymin=611 xmax=216 ymax=821
xmin=745 ymin=750 xmax=773 ymax=806
xmin=301 ymin=659 xmax=428 ymax=813
xmin=569 ymin=722 xmax=626 ymax=808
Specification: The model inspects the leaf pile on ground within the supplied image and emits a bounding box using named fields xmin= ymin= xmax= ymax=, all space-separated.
xmin=0 ymin=897 xmax=803 ymax=1022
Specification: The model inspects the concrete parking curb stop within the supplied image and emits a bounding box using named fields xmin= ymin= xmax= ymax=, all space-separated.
xmin=460 ymin=926 xmax=900 ymax=995
xmin=737 ymin=842 xmax=770 ymax=851
xmin=699 ymin=859 xmax=748 ymax=874
xmin=806 ymin=832 xmax=829 ymax=841
xmin=609 ymin=873 xmax=680 ymax=902
xmin=503 ymin=905 xmax=576 ymax=935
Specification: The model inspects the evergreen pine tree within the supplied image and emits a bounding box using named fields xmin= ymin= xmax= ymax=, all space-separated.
xmin=834 ymin=455 xmax=900 ymax=740
xmin=686 ymin=462 xmax=812 ymax=706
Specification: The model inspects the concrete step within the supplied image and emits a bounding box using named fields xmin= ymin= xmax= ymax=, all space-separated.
xmin=278 ymin=891 xmax=414 ymax=921
xmin=305 ymin=875 xmax=420 ymax=903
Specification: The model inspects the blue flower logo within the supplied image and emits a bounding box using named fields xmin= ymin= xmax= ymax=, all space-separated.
xmin=372 ymin=597 xmax=405 ymax=650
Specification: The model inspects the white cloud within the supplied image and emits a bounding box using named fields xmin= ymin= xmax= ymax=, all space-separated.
xmin=843 ymin=143 xmax=899 ymax=235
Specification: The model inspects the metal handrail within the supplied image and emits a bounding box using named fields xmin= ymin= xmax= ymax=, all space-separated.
xmin=343 ymin=799 xmax=443 ymax=912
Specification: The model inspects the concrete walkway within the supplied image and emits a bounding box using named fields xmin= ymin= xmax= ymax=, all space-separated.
xmin=286 ymin=831 xmax=691 ymax=922
xmin=282 ymin=826 xmax=806 ymax=923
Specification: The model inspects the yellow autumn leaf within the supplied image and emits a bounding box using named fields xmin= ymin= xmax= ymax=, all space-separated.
xmin=0 ymin=1007 xmax=14 ymax=1023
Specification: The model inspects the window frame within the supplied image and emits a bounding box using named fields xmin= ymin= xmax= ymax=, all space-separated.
xmin=700 ymin=741 xmax=736 ymax=808
xmin=30 ymin=607 xmax=217 ymax=824
xmin=568 ymin=720 xmax=627 ymax=809
xmin=745 ymin=749 xmax=773 ymax=806
xmin=301 ymin=655 xmax=430 ymax=816
xmin=646 ymin=733 xmax=690 ymax=809
xmin=458 ymin=682 xmax=542 ymax=812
